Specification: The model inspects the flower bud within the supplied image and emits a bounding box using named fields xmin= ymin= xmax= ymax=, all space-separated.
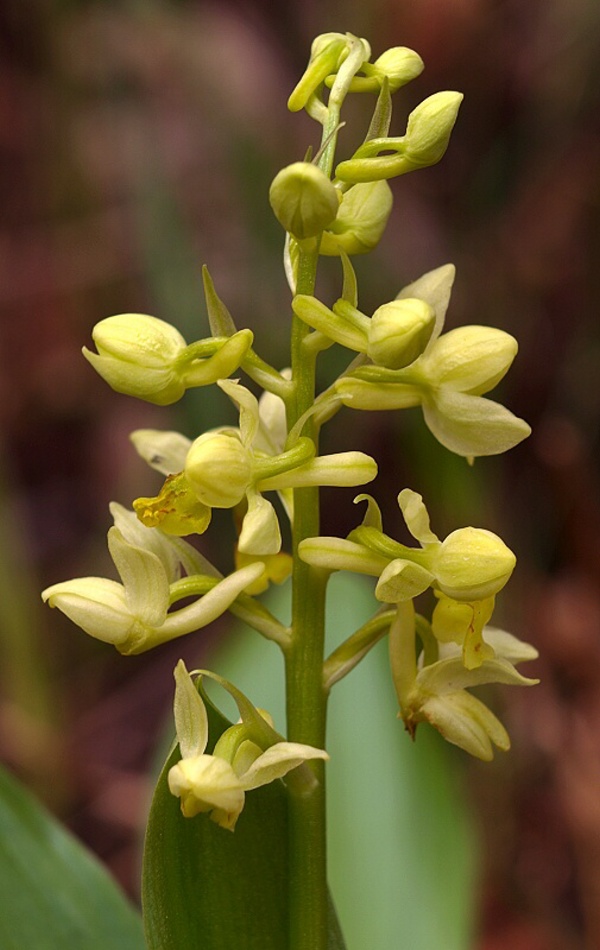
xmin=83 ymin=313 xmax=187 ymax=405
xmin=371 ymin=47 xmax=424 ymax=92
xmin=434 ymin=527 xmax=516 ymax=601
xmin=185 ymin=432 xmax=253 ymax=508
xmin=404 ymin=92 xmax=463 ymax=168
xmin=367 ymin=297 xmax=435 ymax=369
xmin=419 ymin=326 xmax=518 ymax=395
xmin=335 ymin=47 xmax=424 ymax=94
xmin=269 ymin=163 xmax=339 ymax=239
xmin=319 ymin=181 xmax=393 ymax=256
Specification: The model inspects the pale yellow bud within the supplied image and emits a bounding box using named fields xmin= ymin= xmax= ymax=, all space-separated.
xmin=404 ymin=92 xmax=463 ymax=168
xmin=434 ymin=527 xmax=516 ymax=601
xmin=367 ymin=298 xmax=435 ymax=369
xmin=83 ymin=313 xmax=187 ymax=405
xmin=319 ymin=181 xmax=393 ymax=256
xmin=269 ymin=163 xmax=339 ymax=239
xmin=185 ymin=432 xmax=253 ymax=508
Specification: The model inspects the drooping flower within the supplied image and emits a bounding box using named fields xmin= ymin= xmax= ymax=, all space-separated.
xmin=389 ymin=602 xmax=539 ymax=761
xmin=42 ymin=513 xmax=264 ymax=655
xmin=168 ymin=661 xmax=328 ymax=830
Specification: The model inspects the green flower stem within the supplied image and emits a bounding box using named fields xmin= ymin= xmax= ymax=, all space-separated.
xmin=286 ymin=238 xmax=330 ymax=950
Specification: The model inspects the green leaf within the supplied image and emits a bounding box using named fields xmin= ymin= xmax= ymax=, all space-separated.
xmin=0 ymin=764 xmax=144 ymax=950
xmin=211 ymin=574 xmax=477 ymax=950
xmin=143 ymin=686 xmax=346 ymax=949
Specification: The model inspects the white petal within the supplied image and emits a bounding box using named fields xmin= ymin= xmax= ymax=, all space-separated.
xmin=396 ymin=263 xmax=455 ymax=343
xmin=482 ymin=626 xmax=539 ymax=664
xmin=129 ymin=429 xmax=192 ymax=475
xmin=173 ymin=660 xmax=208 ymax=758
xmin=298 ymin=537 xmax=389 ymax=575
xmin=419 ymin=691 xmax=507 ymax=760
xmin=240 ymin=742 xmax=329 ymax=790
xmin=397 ymin=489 xmax=439 ymax=545
xmin=109 ymin=502 xmax=180 ymax=582
xmin=42 ymin=577 xmax=132 ymax=645
xmin=218 ymin=379 xmax=260 ymax=447
xmin=238 ymin=492 xmax=282 ymax=556
xmin=416 ymin=654 xmax=539 ymax=695
xmin=423 ymin=389 xmax=531 ymax=457
xmin=107 ymin=527 xmax=169 ymax=626
xmin=168 ymin=754 xmax=245 ymax=826
xmin=375 ymin=557 xmax=434 ymax=602
xmin=255 ymin=378 xmax=290 ymax=456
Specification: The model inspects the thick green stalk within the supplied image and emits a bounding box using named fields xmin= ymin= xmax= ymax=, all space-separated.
xmin=286 ymin=241 xmax=330 ymax=950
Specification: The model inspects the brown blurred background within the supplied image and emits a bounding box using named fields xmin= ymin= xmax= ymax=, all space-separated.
xmin=1 ymin=1 xmax=599 ymax=947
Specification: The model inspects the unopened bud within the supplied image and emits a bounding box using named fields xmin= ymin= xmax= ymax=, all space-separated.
xmin=269 ymin=163 xmax=339 ymax=240
xmin=334 ymin=46 xmax=424 ymax=94
xmin=185 ymin=432 xmax=253 ymax=508
xmin=83 ymin=314 xmax=187 ymax=405
xmin=367 ymin=298 xmax=435 ymax=368
xmin=434 ymin=528 xmax=516 ymax=601
xmin=404 ymin=92 xmax=463 ymax=168
xmin=319 ymin=181 xmax=392 ymax=256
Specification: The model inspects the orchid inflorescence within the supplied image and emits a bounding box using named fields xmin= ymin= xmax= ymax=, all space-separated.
xmin=43 ymin=28 xmax=537 ymax=857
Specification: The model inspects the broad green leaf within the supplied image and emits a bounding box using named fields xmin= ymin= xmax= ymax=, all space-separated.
xmin=143 ymin=686 xmax=346 ymax=949
xmin=0 ymin=764 xmax=144 ymax=950
xmin=212 ymin=573 xmax=477 ymax=950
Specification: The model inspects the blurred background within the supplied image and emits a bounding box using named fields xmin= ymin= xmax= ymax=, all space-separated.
xmin=1 ymin=1 xmax=599 ymax=947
